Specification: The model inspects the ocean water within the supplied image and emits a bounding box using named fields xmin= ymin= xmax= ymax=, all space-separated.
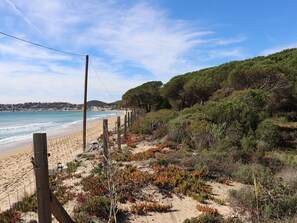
xmin=0 ymin=110 xmax=122 ymax=149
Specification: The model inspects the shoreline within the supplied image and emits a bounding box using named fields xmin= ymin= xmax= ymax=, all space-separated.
xmin=0 ymin=110 xmax=124 ymax=155
xmin=0 ymin=113 xmax=124 ymax=211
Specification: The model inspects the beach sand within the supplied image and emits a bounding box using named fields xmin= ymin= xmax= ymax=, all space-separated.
xmin=0 ymin=114 xmax=122 ymax=212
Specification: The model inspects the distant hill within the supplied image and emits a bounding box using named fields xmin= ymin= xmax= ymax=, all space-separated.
xmin=0 ymin=100 xmax=121 ymax=111
xmin=87 ymin=100 xmax=120 ymax=107
xmin=109 ymin=100 xmax=121 ymax=106
xmin=87 ymin=100 xmax=108 ymax=107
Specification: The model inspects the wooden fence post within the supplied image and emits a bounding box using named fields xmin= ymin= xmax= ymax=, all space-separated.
xmin=134 ymin=109 xmax=137 ymax=121
xmin=127 ymin=112 xmax=131 ymax=128
xmin=50 ymin=191 xmax=74 ymax=223
xmin=131 ymin=111 xmax=133 ymax=126
xmin=117 ymin=116 xmax=121 ymax=151
xmin=33 ymin=133 xmax=51 ymax=223
xmin=33 ymin=133 xmax=74 ymax=223
xmin=124 ymin=114 xmax=127 ymax=139
xmin=103 ymin=119 xmax=109 ymax=171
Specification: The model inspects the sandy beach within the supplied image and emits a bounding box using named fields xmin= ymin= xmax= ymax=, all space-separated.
xmin=0 ymin=114 xmax=123 ymax=212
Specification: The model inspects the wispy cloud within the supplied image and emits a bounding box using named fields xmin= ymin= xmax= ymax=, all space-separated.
xmin=0 ymin=0 xmax=247 ymax=103
xmin=208 ymin=34 xmax=246 ymax=46
xmin=207 ymin=48 xmax=245 ymax=60
xmin=0 ymin=41 xmax=70 ymax=61
xmin=262 ymin=43 xmax=297 ymax=55
xmin=3 ymin=0 xmax=42 ymax=34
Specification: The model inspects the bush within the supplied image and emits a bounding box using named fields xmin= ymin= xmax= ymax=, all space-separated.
xmin=132 ymin=109 xmax=178 ymax=135
xmin=190 ymin=149 xmax=241 ymax=177
xmin=167 ymin=113 xmax=192 ymax=143
xmin=229 ymin=181 xmax=297 ymax=222
xmin=66 ymin=161 xmax=79 ymax=173
xmin=74 ymin=195 xmax=111 ymax=222
xmin=184 ymin=213 xmax=223 ymax=223
xmin=256 ymin=119 xmax=282 ymax=151
xmin=233 ymin=163 xmax=274 ymax=185
xmin=13 ymin=193 xmax=37 ymax=212
xmin=207 ymin=89 xmax=268 ymax=131
xmin=187 ymin=115 xmax=225 ymax=150
xmin=0 ymin=208 xmax=21 ymax=223
xmin=229 ymin=187 xmax=256 ymax=212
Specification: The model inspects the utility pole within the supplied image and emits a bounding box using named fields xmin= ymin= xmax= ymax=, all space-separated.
xmin=83 ymin=55 xmax=89 ymax=151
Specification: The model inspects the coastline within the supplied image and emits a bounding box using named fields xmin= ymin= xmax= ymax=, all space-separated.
xmin=0 ymin=110 xmax=124 ymax=155
xmin=0 ymin=113 xmax=124 ymax=211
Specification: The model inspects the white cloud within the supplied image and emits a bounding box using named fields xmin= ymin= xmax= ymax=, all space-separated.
xmin=0 ymin=56 xmax=146 ymax=104
xmin=0 ymin=0 xmax=246 ymax=103
xmin=0 ymin=41 xmax=71 ymax=61
xmin=77 ymin=3 xmax=212 ymax=76
xmin=3 ymin=0 xmax=42 ymax=34
xmin=207 ymin=48 xmax=245 ymax=60
xmin=208 ymin=34 xmax=246 ymax=46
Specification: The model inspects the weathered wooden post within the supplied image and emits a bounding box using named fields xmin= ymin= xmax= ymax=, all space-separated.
xmin=127 ymin=112 xmax=131 ymax=128
xmin=134 ymin=109 xmax=137 ymax=121
xmin=124 ymin=114 xmax=127 ymax=139
xmin=103 ymin=119 xmax=109 ymax=171
xmin=131 ymin=110 xmax=134 ymax=126
xmin=117 ymin=116 xmax=121 ymax=151
xmin=33 ymin=133 xmax=74 ymax=223
xmin=33 ymin=133 xmax=51 ymax=223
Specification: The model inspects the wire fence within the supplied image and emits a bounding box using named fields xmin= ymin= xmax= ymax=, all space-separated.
xmin=0 ymin=30 xmax=126 ymax=222
xmin=0 ymin=116 xmax=124 ymax=222
xmin=0 ymin=168 xmax=35 ymax=212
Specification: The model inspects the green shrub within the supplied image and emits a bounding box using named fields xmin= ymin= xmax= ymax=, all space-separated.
xmin=0 ymin=208 xmax=21 ymax=223
xmin=256 ymin=119 xmax=282 ymax=151
xmin=233 ymin=163 xmax=273 ymax=185
xmin=229 ymin=182 xmax=297 ymax=222
xmin=183 ymin=213 xmax=223 ymax=223
xmin=229 ymin=187 xmax=256 ymax=213
xmin=224 ymin=216 xmax=244 ymax=223
xmin=207 ymin=89 xmax=268 ymax=131
xmin=14 ymin=193 xmax=37 ymax=212
xmin=66 ymin=161 xmax=79 ymax=173
xmin=132 ymin=109 xmax=178 ymax=135
xmin=168 ymin=113 xmax=192 ymax=142
xmin=74 ymin=195 xmax=111 ymax=222
xmin=240 ymin=134 xmax=256 ymax=151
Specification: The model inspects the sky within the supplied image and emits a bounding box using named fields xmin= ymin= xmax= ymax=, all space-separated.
xmin=0 ymin=0 xmax=297 ymax=104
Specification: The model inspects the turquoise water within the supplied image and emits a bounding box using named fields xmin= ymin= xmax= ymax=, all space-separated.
xmin=0 ymin=110 xmax=122 ymax=148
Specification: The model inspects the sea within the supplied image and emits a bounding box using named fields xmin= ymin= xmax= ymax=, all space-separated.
xmin=0 ymin=110 xmax=122 ymax=151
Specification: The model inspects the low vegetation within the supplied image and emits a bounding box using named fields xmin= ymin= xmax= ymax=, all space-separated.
xmin=2 ymin=48 xmax=297 ymax=222
xmin=121 ymin=48 xmax=297 ymax=222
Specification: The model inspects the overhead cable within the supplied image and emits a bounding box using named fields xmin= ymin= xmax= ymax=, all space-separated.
xmin=0 ymin=31 xmax=85 ymax=57
xmin=89 ymin=59 xmax=115 ymax=100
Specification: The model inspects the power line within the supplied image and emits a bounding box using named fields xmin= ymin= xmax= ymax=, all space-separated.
xmin=0 ymin=31 xmax=85 ymax=57
xmin=89 ymin=59 xmax=116 ymax=100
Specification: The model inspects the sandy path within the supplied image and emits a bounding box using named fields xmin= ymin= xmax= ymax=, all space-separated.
xmin=0 ymin=115 xmax=122 ymax=212
xmin=122 ymin=141 xmax=244 ymax=222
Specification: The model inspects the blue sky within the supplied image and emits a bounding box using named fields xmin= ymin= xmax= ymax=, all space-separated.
xmin=0 ymin=0 xmax=296 ymax=104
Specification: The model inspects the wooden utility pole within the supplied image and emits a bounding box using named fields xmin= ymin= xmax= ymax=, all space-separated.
xmin=117 ymin=116 xmax=121 ymax=151
xmin=103 ymin=119 xmax=109 ymax=171
xmin=33 ymin=133 xmax=51 ymax=223
xmin=83 ymin=55 xmax=89 ymax=151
